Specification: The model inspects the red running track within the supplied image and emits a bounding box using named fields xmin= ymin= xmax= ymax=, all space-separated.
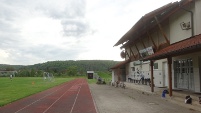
xmin=0 ymin=78 xmax=97 ymax=113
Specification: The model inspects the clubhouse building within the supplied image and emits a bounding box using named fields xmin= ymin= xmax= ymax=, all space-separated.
xmin=111 ymin=0 xmax=201 ymax=96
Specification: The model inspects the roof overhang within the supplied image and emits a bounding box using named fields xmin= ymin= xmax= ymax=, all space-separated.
xmin=113 ymin=0 xmax=193 ymax=48
xmin=143 ymin=34 xmax=201 ymax=61
xmin=110 ymin=59 xmax=131 ymax=69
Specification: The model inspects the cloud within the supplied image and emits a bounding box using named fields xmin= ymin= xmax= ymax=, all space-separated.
xmin=0 ymin=0 xmax=178 ymax=65
xmin=35 ymin=0 xmax=86 ymax=19
xmin=2 ymin=43 xmax=88 ymax=65
xmin=61 ymin=19 xmax=90 ymax=37
xmin=33 ymin=0 xmax=91 ymax=37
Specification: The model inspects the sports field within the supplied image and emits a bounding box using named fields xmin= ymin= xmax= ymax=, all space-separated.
xmin=0 ymin=78 xmax=97 ymax=113
xmin=0 ymin=77 xmax=75 ymax=106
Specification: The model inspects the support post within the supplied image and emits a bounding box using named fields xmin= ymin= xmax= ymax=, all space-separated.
xmin=150 ymin=60 xmax=154 ymax=92
xmin=167 ymin=57 xmax=173 ymax=97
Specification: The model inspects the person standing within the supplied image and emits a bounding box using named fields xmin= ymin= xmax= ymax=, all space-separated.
xmin=10 ymin=74 xmax=13 ymax=81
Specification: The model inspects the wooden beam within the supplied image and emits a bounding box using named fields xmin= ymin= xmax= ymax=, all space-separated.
xmin=154 ymin=16 xmax=170 ymax=45
xmin=134 ymin=44 xmax=141 ymax=58
xmin=129 ymin=46 xmax=136 ymax=59
xmin=147 ymin=32 xmax=157 ymax=49
xmin=125 ymin=50 xmax=130 ymax=59
xmin=167 ymin=57 xmax=172 ymax=97
xmin=140 ymin=39 xmax=146 ymax=49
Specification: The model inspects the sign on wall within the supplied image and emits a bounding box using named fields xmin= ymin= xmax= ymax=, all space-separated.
xmin=139 ymin=46 xmax=154 ymax=58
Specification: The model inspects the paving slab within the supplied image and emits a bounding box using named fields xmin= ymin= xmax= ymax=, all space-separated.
xmin=90 ymin=84 xmax=201 ymax=113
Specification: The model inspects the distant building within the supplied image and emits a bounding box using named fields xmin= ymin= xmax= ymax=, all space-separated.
xmin=87 ymin=71 xmax=94 ymax=79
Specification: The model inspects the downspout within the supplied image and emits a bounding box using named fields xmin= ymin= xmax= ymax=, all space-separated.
xmin=179 ymin=3 xmax=194 ymax=36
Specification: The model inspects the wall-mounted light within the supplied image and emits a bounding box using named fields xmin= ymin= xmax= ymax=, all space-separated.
xmin=180 ymin=21 xmax=191 ymax=30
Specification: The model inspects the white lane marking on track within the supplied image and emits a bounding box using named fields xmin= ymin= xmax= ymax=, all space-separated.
xmin=69 ymin=85 xmax=80 ymax=91
xmin=14 ymin=81 xmax=74 ymax=113
xmin=43 ymin=79 xmax=82 ymax=113
xmin=70 ymin=80 xmax=84 ymax=113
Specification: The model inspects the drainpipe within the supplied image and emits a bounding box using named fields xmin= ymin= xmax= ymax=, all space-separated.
xmin=179 ymin=3 xmax=194 ymax=36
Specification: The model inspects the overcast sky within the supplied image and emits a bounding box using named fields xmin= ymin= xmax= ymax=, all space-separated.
xmin=0 ymin=0 xmax=179 ymax=65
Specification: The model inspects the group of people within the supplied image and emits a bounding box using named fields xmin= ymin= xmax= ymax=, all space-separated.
xmin=97 ymin=77 xmax=106 ymax=84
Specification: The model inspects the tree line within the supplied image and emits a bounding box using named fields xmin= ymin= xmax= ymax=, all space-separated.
xmin=0 ymin=60 xmax=120 ymax=77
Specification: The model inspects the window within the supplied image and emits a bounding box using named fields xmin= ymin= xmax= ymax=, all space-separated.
xmin=131 ymin=67 xmax=135 ymax=71
xmin=154 ymin=63 xmax=158 ymax=69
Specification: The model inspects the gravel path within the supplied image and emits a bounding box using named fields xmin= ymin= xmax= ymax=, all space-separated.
xmin=90 ymin=84 xmax=200 ymax=113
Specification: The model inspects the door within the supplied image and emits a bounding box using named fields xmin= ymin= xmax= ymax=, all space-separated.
xmin=174 ymin=59 xmax=194 ymax=90
xmin=182 ymin=60 xmax=189 ymax=89
xmin=187 ymin=59 xmax=194 ymax=90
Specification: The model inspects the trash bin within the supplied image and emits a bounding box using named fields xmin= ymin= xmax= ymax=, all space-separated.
xmin=199 ymin=97 xmax=201 ymax=104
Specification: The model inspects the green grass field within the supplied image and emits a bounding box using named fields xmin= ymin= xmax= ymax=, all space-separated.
xmin=97 ymin=71 xmax=112 ymax=82
xmin=0 ymin=77 xmax=76 ymax=106
xmin=0 ymin=73 xmax=111 ymax=106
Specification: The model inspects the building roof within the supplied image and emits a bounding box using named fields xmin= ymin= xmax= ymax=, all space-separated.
xmin=87 ymin=71 xmax=94 ymax=73
xmin=113 ymin=0 xmax=193 ymax=47
xmin=143 ymin=34 xmax=201 ymax=61
xmin=110 ymin=59 xmax=130 ymax=69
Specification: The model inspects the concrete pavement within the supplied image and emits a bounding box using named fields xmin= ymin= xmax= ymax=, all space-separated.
xmin=90 ymin=83 xmax=201 ymax=113
xmin=124 ymin=82 xmax=201 ymax=112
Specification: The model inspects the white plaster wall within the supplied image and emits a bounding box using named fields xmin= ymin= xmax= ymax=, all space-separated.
xmin=112 ymin=69 xmax=119 ymax=82
xmin=154 ymin=70 xmax=163 ymax=87
xmin=127 ymin=59 xmax=168 ymax=87
xmin=112 ymin=70 xmax=115 ymax=82
xmin=128 ymin=62 xmax=135 ymax=79
xmin=195 ymin=0 xmax=201 ymax=35
xmin=169 ymin=9 xmax=192 ymax=44
xmin=194 ymin=68 xmax=200 ymax=92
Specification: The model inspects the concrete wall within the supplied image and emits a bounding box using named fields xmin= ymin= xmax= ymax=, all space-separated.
xmin=195 ymin=0 xmax=201 ymax=35
xmin=169 ymin=4 xmax=194 ymax=44
xmin=127 ymin=59 xmax=168 ymax=87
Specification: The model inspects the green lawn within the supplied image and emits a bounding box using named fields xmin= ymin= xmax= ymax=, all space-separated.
xmin=87 ymin=78 xmax=97 ymax=84
xmin=0 ymin=77 xmax=76 ymax=106
xmin=97 ymin=71 xmax=112 ymax=82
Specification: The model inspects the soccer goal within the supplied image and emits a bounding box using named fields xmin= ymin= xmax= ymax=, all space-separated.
xmin=43 ymin=72 xmax=55 ymax=82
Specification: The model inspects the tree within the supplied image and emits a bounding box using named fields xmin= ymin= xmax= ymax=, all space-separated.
xmin=5 ymin=66 xmax=15 ymax=71
xmin=30 ymin=69 xmax=36 ymax=77
xmin=67 ymin=66 xmax=77 ymax=76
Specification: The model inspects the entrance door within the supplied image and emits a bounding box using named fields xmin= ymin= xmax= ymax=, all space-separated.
xmin=182 ymin=60 xmax=189 ymax=89
xmin=174 ymin=59 xmax=194 ymax=90
xmin=187 ymin=59 xmax=194 ymax=90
